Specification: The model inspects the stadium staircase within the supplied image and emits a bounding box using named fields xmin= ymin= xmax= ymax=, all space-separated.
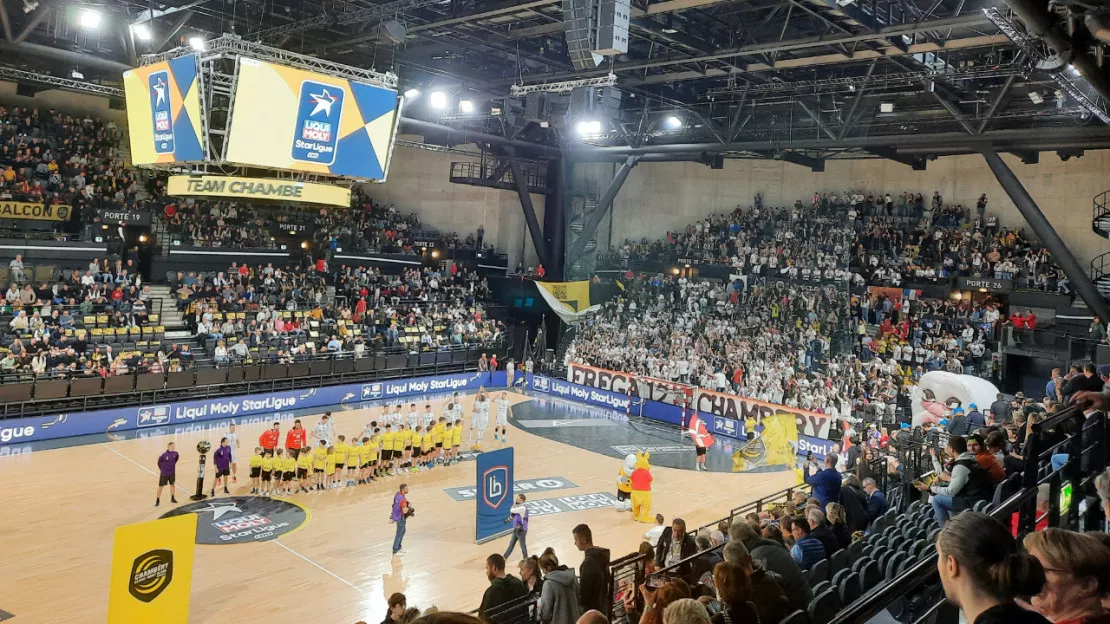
xmin=148 ymin=285 xmax=191 ymax=339
xmin=1089 ymin=190 xmax=1110 ymax=297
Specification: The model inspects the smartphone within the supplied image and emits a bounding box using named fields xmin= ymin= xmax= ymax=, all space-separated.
xmin=646 ymin=575 xmax=667 ymax=589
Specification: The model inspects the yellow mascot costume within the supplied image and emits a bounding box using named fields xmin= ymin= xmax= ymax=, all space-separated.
xmin=615 ymin=454 xmax=635 ymax=512
xmin=629 ymin=451 xmax=654 ymax=523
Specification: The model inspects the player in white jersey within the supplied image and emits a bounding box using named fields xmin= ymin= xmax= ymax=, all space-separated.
xmin=390 ymin=405 xmax=404 ymax=427
xmin=407 ymin=403 xmax=419 ymax=429
xmin=422 ymin=404 xmax=436 ymax=430
xmin=226 ymin=422 xmax=241 ymax=482
xmin=495 ymin=393 xmax=511 ymax=446
xmin=470 ymin=388 xmax=490 ymax=448
xmin=312 ymin=412 xmax=335 ymax=446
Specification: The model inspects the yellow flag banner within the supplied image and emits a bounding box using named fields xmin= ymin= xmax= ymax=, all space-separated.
xmin=534 ymin=280 xmax=600 ymax=324
xmin=0 ymin=201 xmax=72 ymax=221
xmin=108 ymin=514 xmax=197 ymax=624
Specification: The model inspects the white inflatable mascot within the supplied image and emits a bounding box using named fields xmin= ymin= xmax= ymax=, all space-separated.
xmin=910 ymin=370 xmax=1000 ymax=427
xmin=615 ymin=454 xmax=636 ymax=511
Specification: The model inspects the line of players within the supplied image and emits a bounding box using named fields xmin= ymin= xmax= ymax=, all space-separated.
xmin=240 ymin=389 xmax=514 ymax=497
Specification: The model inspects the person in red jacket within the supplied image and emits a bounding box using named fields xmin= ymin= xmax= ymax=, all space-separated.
xmin=260 ymin=422 xmax=280 ymax=453
xmin=1010 ymin=311 xmax=1027 ymax=346
xmin=286 ymin=419 xmax=307 ymax=458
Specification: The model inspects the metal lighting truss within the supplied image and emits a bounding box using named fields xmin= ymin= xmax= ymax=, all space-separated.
xmin=0 ymin=65 xmax=123 ymax=96
xmin=139 ymin=34 xmax=398 ymax=88
xmin=250 ymin=0 xmax=446 ymax=43
xmin=985 ymin=7 xmax=1109 ymax=124
xmin=704 ymin=63 xmax=1027 ymax=98
xmin=510 ymin=73 xmax=618 ymax=96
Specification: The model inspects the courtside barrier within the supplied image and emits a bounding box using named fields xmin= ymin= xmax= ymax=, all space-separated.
xmin=0 ymin=371 xmax=507 ymax=446
xmin=530 ymin=374 xmax=835 ymax=457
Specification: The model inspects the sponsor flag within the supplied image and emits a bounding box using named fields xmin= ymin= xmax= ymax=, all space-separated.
xmin=108 ymin=514 xmax=197 ymax=623
xmin=475 ymin=447 xmax=514 ymax=543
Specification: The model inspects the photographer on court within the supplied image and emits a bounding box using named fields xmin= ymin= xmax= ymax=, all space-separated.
xmin=391 ymin=483 xmax=414 ymax=556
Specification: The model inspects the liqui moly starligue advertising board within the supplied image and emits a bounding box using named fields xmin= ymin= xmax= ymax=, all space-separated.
xmin=0 ymin=372 xmax=504 ymax=446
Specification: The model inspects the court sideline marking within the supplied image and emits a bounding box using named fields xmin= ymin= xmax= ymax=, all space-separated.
xmin=99 ymin=442 xmax=365 ymax=595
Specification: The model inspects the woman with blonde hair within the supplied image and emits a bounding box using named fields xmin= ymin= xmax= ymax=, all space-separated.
xmin=1023 ymin=528 xmax=1110 ymax=624
xmin=825 ymin=502 xmax=852 ymax=550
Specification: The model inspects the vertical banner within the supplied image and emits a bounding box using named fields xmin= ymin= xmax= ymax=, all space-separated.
xmin=108 ymin=514 xmax=197 ymax=624
xmin=475 ymin=447 xmax=514 ymax=543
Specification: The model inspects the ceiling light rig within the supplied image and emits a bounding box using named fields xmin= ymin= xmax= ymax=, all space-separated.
xmin=511 ymin=73 xmax=617 ymax=96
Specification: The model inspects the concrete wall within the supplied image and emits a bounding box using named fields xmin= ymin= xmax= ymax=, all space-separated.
xmin=364 ymin=135 xmax=547 ymax=271
xmin=588 ymin=151 xmax=1110 ymax=269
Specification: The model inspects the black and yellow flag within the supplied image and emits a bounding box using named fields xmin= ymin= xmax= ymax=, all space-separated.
xmin=108 ymin=514 xmax=197 ymax=623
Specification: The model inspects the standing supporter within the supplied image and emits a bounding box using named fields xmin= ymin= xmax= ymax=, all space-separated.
xmin=804 ymin=452 xmax=842 ymax=508
xmin=655 ymin=518 xmax=697 ymax=576
xmin=572 ymin=524 xmax=611 ymax=615
xmin=538 ymin=550 xmax=580 ymax=624
xmin=479 ymin=554 xmax=528 ymax=624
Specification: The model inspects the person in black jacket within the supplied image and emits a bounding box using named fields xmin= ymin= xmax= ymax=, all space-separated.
xmin=936 ymin=512 xmax=1049 ymax=624
xmin=479 ymin=554 xmax=529 ymax=624
xmin=573 ymin=524 xmax=611 ymax=616
xmin=839 ymin=475 xmax=871 ymax=533
xmin=655 ymin=518 xmax=698 ymax=578
xmin=722 ymin=540 xmax=790 ymax=624
xmin=806 ymin=508 xmax=838 ymax=557
xmin=689 ymin=535 xmax=722 ymax=585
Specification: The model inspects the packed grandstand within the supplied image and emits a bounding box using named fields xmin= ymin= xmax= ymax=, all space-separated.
xmin=2 ymin=88 xmax=1110 ymax=624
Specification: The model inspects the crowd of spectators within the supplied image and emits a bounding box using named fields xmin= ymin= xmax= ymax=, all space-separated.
xmin=158 ymin=187 xmax=496 ymax=257
xmin=172 ymin=260 xmax=503 ymax=366
xmin=567 ymin=275 xmax=856 ymax=417
xmin=604 ymin=204 xmax=854 ymax=285
xmin=0 ymin=255 xmax=161 ymax=377
xmin=0 ymin=105 xmax=142 ymax=228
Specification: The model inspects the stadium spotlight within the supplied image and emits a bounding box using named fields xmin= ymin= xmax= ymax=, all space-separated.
xmin=671 ymin=268 xmax=680 ymax=275
xmin=431 ymin=250 xmax=440 ymax=259
xmin=79 ymin=9 xmax=101 ymax=29
xmin=459 ymin=99 xmax=475 ymax=113
xmin=139 ymin=234 xmax=148 ymax=243
xmin=188 ymin=36 xmax=206 ymax=51
xmin=430 ymin=91 xmax=448 ymax=109
xmin=576 ymin=120 xmax=603 ymax=136
xmin=300 ymin=241 xmax=309 ymax=250
xmin=132 ymin=23 xmax=152 ymax=41
xmin=404 ymin=88 xmax=420 ymax=99
xmin=664 ymin=116 xmax=683 ymax=130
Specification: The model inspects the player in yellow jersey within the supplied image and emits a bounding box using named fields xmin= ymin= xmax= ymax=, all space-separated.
xmin=451 ymin=418 xmax=463 ymax=464
xmin=381 ymin=425 xmax=397 ymax=476
xmin=410 ymin=427 xmax=424 ymax=473
xmin=436 ymin=418 xmax=448 ymax=465
xmin=368 ymin=431 xmax=382 ymax=479
xmin=296 ymin=445 xmax=312 ymax=492
xmin=272 ymin=449 xmax=285 ymax=496
xmin=420 ymin=424 xmax=434 ymax=469
xmin=325 ymin=447 xmax=337 ymax=489
xmin=345 ymin=438 xmax=360 ymax=486
xmin=280 ymin=450 xmax=296 ymax=496
xmin=334 ymin=435 xmax=349 ymax=484
xmin=313 ymin=440 xmax=328 ymax=490
xmin=401 ymin=425 xmax=414 ymax=472
xmin=358 ymin=436 xmax=373 ymax=483
xmin=249 ymin=447 xmax=263 ymax=494
xmin=260 ymin=450 xmax=276 ymax=497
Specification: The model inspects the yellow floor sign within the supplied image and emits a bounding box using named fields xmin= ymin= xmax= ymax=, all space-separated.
xmin=108 ymin=514 xmax=197 ymax=623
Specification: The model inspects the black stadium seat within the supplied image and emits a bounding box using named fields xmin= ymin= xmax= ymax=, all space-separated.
xmin=885 ymin=552 xmax=908 ymax=580
xmin=830 ymin=549 xmax=849 ymax=575
xmin=777 ymin=610 xmax=808 ymax=624
xmin=810 ymin=559 xmax=830 ymax=585
xmin=807 ymin=588 xmax=841 ymax=624
xmin=847 ymin=540 xmax=865 ymax=563
xmin=830 ymin=569 xmax=850 ymax=589
xmin=860 ymin=560 xmax=882 ymax=591
xmin=839 ymin=571 xmax=861 ymax=604
xmin=811 ymin=581 xmax=831 ymax=597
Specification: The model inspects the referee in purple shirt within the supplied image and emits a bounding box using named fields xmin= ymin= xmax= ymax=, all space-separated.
xmin=211 ymin=437 xmax=233 ymax=498
xmin=156 ymin=442 xmax=180 ymax=506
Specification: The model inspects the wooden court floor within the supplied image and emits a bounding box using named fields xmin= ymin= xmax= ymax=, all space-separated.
xmin=0 ymin=392 xmax=794 ymax=623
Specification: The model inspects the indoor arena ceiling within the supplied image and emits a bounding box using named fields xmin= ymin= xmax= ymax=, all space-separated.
xmin=1 ymin=0 xmax=1109 ymax=161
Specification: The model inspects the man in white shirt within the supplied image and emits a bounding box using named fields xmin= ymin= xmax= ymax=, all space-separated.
xmin=312 ymin=413 xmax=335 ymax=447
xmin=644 ymin=514 xmax=666 ymax=546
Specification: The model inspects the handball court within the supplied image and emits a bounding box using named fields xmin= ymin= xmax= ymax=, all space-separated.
xmin=0 ymin=390 xmax=793 ymax=623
